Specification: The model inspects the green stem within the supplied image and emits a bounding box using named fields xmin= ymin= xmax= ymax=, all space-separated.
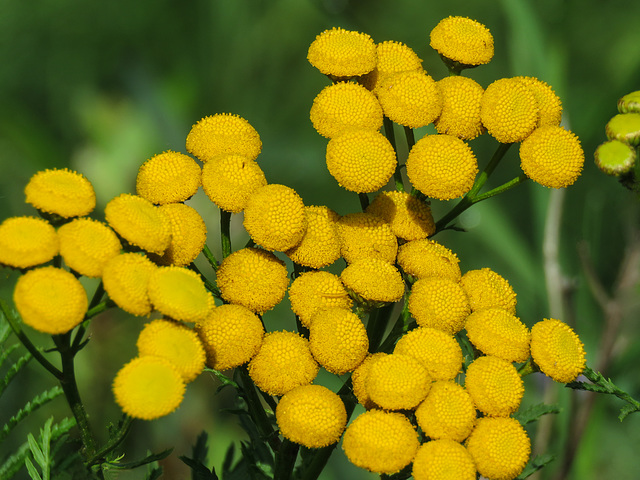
xmin=202 ymin=244 xmax=219 ymax=272
xmin=87 ymin=415 xmax=133 ymax=467
xmin=220 ymin=210 xmax=232 ymax=258
xmin=473 ymin=174 xmax=529 ymax=203
xmin=367 ymin=303 xmax=396 ymax=353
xmin=238 ymin=367 xmax=281 ymax=452
xmin=383 ymin=117 xmax=404 ymax=192
xmin=273 ymin=438 xmax=299 ymax=480
xmin=358 ymin=192 xmax=369 ymax=211
xmin=403 ymin=126 xmax=416 ymax=151
xmin=377 ymin=296 xmax=411 ymax=353
xmin=517 ymin=357 xmax=538 ymax=377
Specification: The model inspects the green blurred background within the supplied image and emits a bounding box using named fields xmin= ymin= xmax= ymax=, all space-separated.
xmin=1 ymin=0 xmax=640 ymax=478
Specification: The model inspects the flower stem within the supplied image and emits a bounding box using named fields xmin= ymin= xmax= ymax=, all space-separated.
xmin=202 ymin=244 xmax=219 ymax=272
xmin=87 ymin=415 xmax=133 ymax=467
xmin=404 ymin=126 xmax=416 ymax=151
xmin=274 ymin=438 xmax=299 ymax=480
xmin=366 ymin=302 xmax=396 ymax=352
xmin=237 ymin=367 xmax=280 ymax=452
xmin=220 ymin=210 xmax=232 ymax=258
xmin=358 ymin=192 xmax=369 ymax=211
xmin=383 ymin=117 xmax=404 ymax=192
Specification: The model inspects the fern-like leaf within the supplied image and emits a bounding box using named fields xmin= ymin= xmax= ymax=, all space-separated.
xmin=0 ymin=352 xmax=32 ymax=396
xmin=0 ymin=386 xmax=64 ymax=443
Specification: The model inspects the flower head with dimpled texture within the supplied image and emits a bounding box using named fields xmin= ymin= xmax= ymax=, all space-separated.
xmin=0 ymin=216 xmax=59 ymax=269
xmin=25 ymin=168 xmax=96 ymax=219
xmin=136 ymin=151 xmax=201 ymax=205
xmin=186 ymin=114 xmax=262 ymax=162
xmin=430 ymin=16 xmax=494 ymax=66
xmin=307 ymin=27 xmax=376 ymax=79
xmin=365 ymin=190 xmax=435 ymax=241
xmin=531 ymin=318 xmax=585 ymax=383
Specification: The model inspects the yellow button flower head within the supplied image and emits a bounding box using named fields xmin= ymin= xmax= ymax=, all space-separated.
xmin=365 ymin=353 xmax=431 ymax=410
xmin=309 ymin=307 xmax=368 ymax=375
xmin=415 ymin=381 xmax=476 ymax=442
xmin=360 ymin=40 xmax=423 ymax=94
xmin=57 ymin=218 xmax=122 ymax=278
xmin=285 ymin=205 xmax=341 ymax=268
xmin=377 ymin=70 xmax=442 ymax=128
xmin=248 ymin=331 xmax=319 ymax=396
xmin=147 ymin=266 xmax=214 ymax=323
xmin=215 ymin=247 xmax=289 ymax=314
xmin=460 ymin=267 xmax=517 ymax=314
xmin=412 ymin=439 xmax=477 ymax=480
xmin=342 ymin=409 xmax=419 ymax=474
xmin=310 ymin=82 xmax=384 ymax=139
xmin=393 ymin=327 xmax=463 ymax=381
xmin=13 ymin=266 xmax=88 ymax=335
xmin=480 ymin=78 xmax=539 ymax=144
xmin=307 ymin=27 xmax=376 ymax=79
xmin=152 ymin=203 xmax=206 ymax=267
xmin=464 ymin=355 xmax=524 ymax=417
xmin=465 ymin=417 xmax=531 ymax=480
xmin=0 ymin=216 xmax=59 ymax=269
xmin=288 ymin=271 xmax=352 ymax=328
xmin=397 ymin=239 xmax=461 ymax=282
xmin=408 ymin=277 xmax=470 ymax=334
xmin=530 ymin=318 xmax=586 ymax=383
xmin=105 ymin=194 xmax=171 ymax=255
xmin=430 ymin=16 xmax=494 ymax=66
xmin=340 ymin=257 xmax=405 ymax=305
xmin=113 ymin=356 xmax=185 ymax=420
xmin=465 ymin=308 xmax=531 ymax=363
xmin=276 ymin=384 xmax=347 ymax=449
xmin=351 ymin=352 xmax=387 ymax=409
xmin=25 ymin=168 xmax=96 ymax=218
xmin=201 ymin=154 xmax=267 ymax=213
xmin=137 ymin=318 xmax=206 ymax=382
xmin=435 ymin=76 xmax=485 ymax=140
xmin=365 ymin=191 xmax=435 ymax=241
xmin=406 ymin=134 xmax=478 ymax=200
xmin=326 ymin=129 xmax=397 ymax=193
xmin=336 ymin=212 xmax=397 ymax=264
xmin=243 ymin=184 xmax=307 ymax=252
xmin=514 ymin=76 xmax=562 ymax=127
xmin=136 ymin=151 xmax=202 ymax=205
xmin=186 ymin=113 xmax=262 ymax=163
xmin=102 ymin=252 xmax=157 ymax=316
xmin=519 ymin=125 xmax=585 ymax=188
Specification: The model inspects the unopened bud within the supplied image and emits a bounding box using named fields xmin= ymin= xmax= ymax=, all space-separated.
xmin=605 ymin=113 xmax=640 ymax=146
xmin=618 ymin=91 xmax=640 ymax=114
xmin=594 ymin=139 xmax=636 ymax=176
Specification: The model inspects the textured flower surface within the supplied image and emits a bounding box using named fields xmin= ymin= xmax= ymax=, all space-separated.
xmin=25 ymin=168 xmax=96 ymax=218
xmin=415 ymin=381 xmax=476 ymax=442
xmin=461 ymin=267 xmax=517 ymax=314
xmin=288 ymin=271 xmax=352 ymax=328
xmin=430 ymin=16 xmax=494 ymax=66
xmin=531 ymin=318 xmax=586 ymax=383
xmin=412 ymin=439 xmax=477 ymax=480
xmin=361 ymin=40 xmax=422 ymax=93
xmin=365 ymin=190 xmax=435 ymax=241
xmin=153 ymin=203 xmax=207 ymax=267
xmin=186 ymin=113 xmax=262 ymax=162
xmin=465 ymin=308 xmax=531 ymax=363
xmin=307 ymin=27 xmax=376 ymax=78
xmin=102 ymin=253 xmax=157 ymax=316
xmin=340 ymin=257 xmax=404 ymax=304
xmin=408 ymin=277 xmax=470 ymax=334
xmin=351 ymin=352 xmax=387 ymax=410
xmin=0 ymin=216 xmax=59 ymax=269
xmin=396 ymin=239 xmax=461 ymax=282
xmin=377 ymin=70 xmax=442 ymax=128
xmin=136 ymin=150 xmax=201 ymax=205
xmin=464 ymin=355 xmax=524 ymax=417
xmin=147 ymin=266 xmax=214 ymax=322
xmin=285 ymin=205 xmax=341 ymax=268
xmin=336 ymin=212 xmax=398 ymax=264
xmin=435 ymin=75 xmax=485 ymax=139
xmin=514 ymin=76 xmax=562 ymax=127
xmin=365 ymin=353 xmax=431 ymax=410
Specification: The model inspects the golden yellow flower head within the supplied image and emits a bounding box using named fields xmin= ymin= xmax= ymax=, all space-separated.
xmin=464 ymin=355 xmax=524 ymax=417
xmin=397 ymin=238 xmax=461 ymax=282
xmin=430 ymin=16 xmax=494 ymax=66
xmin=365 ymin=353 xmax=431 ymax=410
xmin=307 ymin=27 xmax=376 ymax=78
xmin=215 ymin=247 xmax=289 ymax=314
xmin=196 ymin=304 xmax=264 ymax=371
xmin=342 ymin=409 xmax=419 ymax=474
xmin=408 ymin=277 xmax=470 ymax=334
xmin=136 ymin=150 xmax=202 ymax=205
xmin=309 ymin=307 xmax=369 ymax=375
xmin=104 ymin=193 xmax=171 ymax=255
xmin=465 ymin=308 xmax=531 ymax=363
xmin=0 ymin=216 xmax=59 ymax=269
xmin=25 ymin=168 xmax=96 ymax=218
xmin=376 ymin=70 xmax=442 ymax=128
xmin=530 ymin=318 xmax=586 ymax=383
xmin=365 ymin=190 xmax=435 ymax=241
xmin=186 ymin=113 xmax=262 ymax=163
xmin=248 ymin=331 xmax=319 ymax=396
xmin=13 ymin=266 xmax=88 ymax=335
xmin=465 ymin=417 xmax=531 ymax=480
xmin=310 ymin=81 xmax=383 ymax=138
xmin=325 ymin=129 xmax=397 ymax=193
xmin=412 ymin=439 xmax=477 ymax=480
xmin=285 ymin=205 xmax=341 ymax=268
xmin=461 ymin=267 xmax=517 ymax=314
xmin=360 ymin=40 xmax=423 ymax=93
xmin=57 ymin=217 xmax=122 ymax=278
xmin=113 ymin=356 xmax=185 ymax=420
xmin=102 ymin=252 xmax=157 ymax=316
xmin=288 ymin=271 xmax=352 ymax=328
xmin=152 ymin=203 xmax=206 ymax=267
xmin=243 ymin=184 xmax=307 ymax=252
xmin=201 ymin=154 xmax=267 ymax=213
xmin=136 ymin=318 xmax=206 ymax=383
xmin=276 ymin=384 xmax=347 ymax=449
xmin=435 ymin=75 xmax=485 ymax=140
xmin=336 ymin=212 xmax=397 ymax=264
xmin=351 ymin=352 xmax=387 ymax=409
xmin=514 ymin=76 xmax=562 ymax=127
xmin=519 ymin=125 xmax=585 ymax=188
xmin=340 ymin=257 xmax=404 ymax=305
xmin=406 ymin=134 xmax=478 ymax=200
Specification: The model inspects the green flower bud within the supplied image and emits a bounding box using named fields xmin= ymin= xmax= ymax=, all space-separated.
xmin=605 ymin=113 xmax=640 ymax=146
xmin=618 ymin=91 xmax=640 ymax=114
xmin=594 ymin=139 xmax=636 ymax=176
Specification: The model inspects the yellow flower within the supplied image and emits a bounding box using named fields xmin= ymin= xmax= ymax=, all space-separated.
xmin=365 ymin=353 xmax=431 ymax=410
xmin=396 ymin=238 xmax=461 ymax=282
xmin=276 ymin=384 xmax=347 ymax=448
xmin=136 ymin=318 xmax=206 ymax=382
xmin=215 ymin=247 xmax=289 ymax=314
xmin=465 ymin=308 xmax=531 ymax=363
xmin=464 ymin=355 xmax=524 ymax=417
xmin=243 ymin=184 xmax=307 ymax=252
xmin=57 ymin=217 xmax=122 ymax=277
xmin=351 ymin=352 xmax=387 ymax=410
xmin=104 ymin=193 xmax=171 ymax=255
xmin=285 ymin=205 xmax=341 ymax=269
xmin=186 ymin=113 xmax=262 ymax=163
xmin=365 ymin=190 xmax=435 ymax=241
xmin=310 ymin=82 xmax=383 ymax=138
xmin=325 ymin=129 xmax=397 ymax=194
xmin=408 ymin=277 xmax=470 ymax=334
xmin=530 ymin=318 xmax=586 ymax=383
xmin=406 ymin=134 xmax=478 ymax=200
xmin=519 ymin=125 xmax=585 ymax=188
xmin=13 ymin=266 xmax=88 ymax=335
xmin=429 ymin=16 xmax=494 ymax=66
xmin=465 ymin=417 xmax=531 ymax=480
xmin=196 ymin=304 xmax=264 ymax=371
xmin=307 ymin=27 xmax=376 ymax=78
xmin=342 ymin=409 xmax=419 ymax=474
xmin=113 ymin=356 xmax=185 ymax=420
xmin=152 ymin=203 xmax=207 ymax=267
xmin=412 ymin=439 xmax=477 ymax=480
xmin=415 ymin=381 xmax=476 ymax=442
xmin=102 ymin=252 xmax=157 ymax=316
xmin=336 ymin=212 xmax=397 ymax=264
xmin=435 ymin=76 xmax=485 ymax=140
xmin=288 ymin=271 xmax=352 ymax=328
xmin=135 ymin=150 xmax=202 ymax=205
xmin=201 ymin=154 xmax=267 ymax=213
xmin=480 ymin=77 xmax=539 ymax=144
xmin=460 ymin=267 xmax=517 ymax=314
xmin=376 ymin=70 xmax=442 ymax=128
xmin=25 ymin=168 xmax=96 ymax=218
xmin=0 ymin=216 xmax=59 ymax=269
xmin=340 ymin=257 xmax=404 ymax=305
xmin=248 ymin=331 xmax=319 ymax=396
xmin=514 ymin=76 xmax=562 ymax=127
xmin=360 ymin=40 xmax=423 ymax=94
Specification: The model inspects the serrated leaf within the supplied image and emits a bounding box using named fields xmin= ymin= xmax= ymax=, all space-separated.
xmin=24 ymin=456 xmax=43 ymax=480
xmin=513 ymin=402 xmax=561 ymax=426
xmin=619 ymin=403 xmax=640 ymax=421
xmin=0 ymin=386 xmax=64 ymax=443
xmin=204 ymin=368 xmax=239 ymax=390
xmin=516 ymin=453 xmax=555 ymax=479
xmin=0 ymin=352 xmax=32 ymax=396
xmin=0 ymin=342 xmax=20 ymax=369
xmin=0 ymin=442 xmax=30 ymax=480
xmin=179 ymin=455 xmax=218 ymax=480
xmin=27 ymin=433 xmax=46 ymax=470
xmin=222 ymin=443 xmax=236 ymax=476
xmin=107 ymin=448 xmax=173 ymax=470
xmin=146 ymin=467 xmax=164 ymax=480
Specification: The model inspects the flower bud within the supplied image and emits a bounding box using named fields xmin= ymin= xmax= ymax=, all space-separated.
xmin=605 ymin=113 xmax=640 ymax=146
xmin=594 ymin=139 xmax=636 ymax=176
xmin=618 ymin=90 xmax=640 ymax=114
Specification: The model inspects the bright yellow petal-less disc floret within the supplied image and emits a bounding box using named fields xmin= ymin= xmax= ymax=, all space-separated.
xmin=435 ymin=75 xmax=485 ymax=140
xmin=25 ymin=168 xmax=96 ymax=218
xmin=351 ymin=353 xmax=387 ymax=410
xmin=365 ymin=190 xmax=435 ymax=241
xmin=461 ymin=267 xmax=517 ymax=314
xmin=465 ymin=308 xmax=531 ymax=363
xmin=408 ymin=277 xmax=470 ymax=334
xmin=397 ymin=239 xmax=461 ymax=282
xmin=377 ymin=70 xmax=442 ymax=128
xmin=285 ymin=205 xmax=341 ymax=268
xmin=360 ymin=40 xmax=423 ymax=93
xmin=464 ymin=355 xmax=524 ymax=417
xmin=288 ymin=271 xmax=352 ymax=328
xmin=136 ymin=150 xmax=201 ymax=205
xmin=153 ymin=203 xmax=206 ymax=267
xmin=186 ymin=114 xmax=262 ymax=163
xmin=530 ymin=318 xmax=586 ymax=383
xmin=415 ymin=381 xmax=476 ymax=442
xmin=412 ymin=439 xmax=477 ymax=480
xmin=336 ymin=212 xmax=397 ymax=264
xmin=0 ymin=216 xmax=59 ymax=269
xmin=102 ymin=253 xmax=157 ymax=316
xmin=340 ymin=257 xmax=405 ymax=305
xmin=365 ymin=353 xmax=431 ymax=410
xmin=307 ymin=27 xmax=376 ymax=78
xmin=430 ymin=16 xmax=494 ymax=66
xmin=514 ymin=76 xmax=562 ymax=127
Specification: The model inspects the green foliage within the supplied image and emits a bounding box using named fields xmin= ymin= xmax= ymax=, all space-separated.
xmin=514 ymin=402 xmax=561 ymax=426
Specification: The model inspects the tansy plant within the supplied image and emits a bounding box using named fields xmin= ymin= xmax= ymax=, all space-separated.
xmin=0 ymin=15 xmax=639 ymax=480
